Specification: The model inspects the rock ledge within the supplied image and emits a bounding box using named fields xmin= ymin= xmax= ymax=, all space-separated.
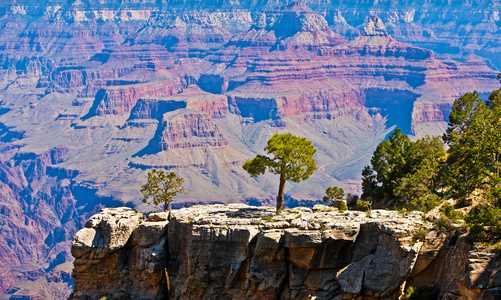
xmin=70 ymin=204 xmax=501 ymax=300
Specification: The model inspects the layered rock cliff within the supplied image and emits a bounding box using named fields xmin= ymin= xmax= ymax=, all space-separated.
xmin=70 ymin=205 xmax=501 ymax=300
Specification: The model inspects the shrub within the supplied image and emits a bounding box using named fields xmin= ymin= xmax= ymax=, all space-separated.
xmin=356 ymin=199 xmax=372 ymax=212
xmin=466 ymin=205 xmax=501 ymax=242
xmin=405 ymin=286 xmax=439 ymax=300
xmin=441 ymin=203 xmax=464 ymax=220
xmin=413 ymin=228 xmax=428 ymax=242
xmin=405 ymin=286 xmax=415 ymax=299
xmin=434 ymin=215 xmax=452 ymax=232
xmin=493 ymin=240 xmax=501 ymax=253
xmin=338 ymin=200 xmax=348 ymax=212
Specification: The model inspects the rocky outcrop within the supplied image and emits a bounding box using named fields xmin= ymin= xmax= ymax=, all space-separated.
xmin=362 ymin=15 xmax=388 ymax=37
xmin=229 ymin=3 xmax=346 ymax=49
xmin=70 ymin=207 xmax=168 ymax=300
xmin=154 ymin=109 xmax=229 ymax=151
xmin=70 ymin=205 xmax=501 ymax=300
xmin=130 ymin=85 xmax=229 ymax=121
xmin=87 ymin=79 xmax=185 ymax=117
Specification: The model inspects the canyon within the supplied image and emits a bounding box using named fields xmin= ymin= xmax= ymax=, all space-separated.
xmin=0 ymin=0 xmax=499 ymax=298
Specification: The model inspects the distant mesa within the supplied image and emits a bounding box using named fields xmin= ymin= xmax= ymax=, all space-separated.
xmin=155 ymin=109 xmax=229 ymax=152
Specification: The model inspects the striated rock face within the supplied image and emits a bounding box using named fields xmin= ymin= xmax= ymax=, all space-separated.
xmin=130 ymin=85 xmax=229 ymax=121
xmin=87 ymin=79 xmax=186 ymax=117
xmin=155 ymin=109 xmax=229 ymax=151
xmin=71 ymin=208 xmax=168 ymax=300
xmin=71 ymin=205 xmax=501 ymax=300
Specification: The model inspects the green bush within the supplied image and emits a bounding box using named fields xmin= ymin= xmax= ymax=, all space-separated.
xmin=413 ymin=228 xmax=428 ymax=242
xmin=493 ymin=240 xmax=501 ymax=253
xmin=338 ymin=200 xmax=348 ymax=212
xmin=405 ymin=286 xmax=439 ymax=300
xmin=441 ymin=204 xmax=464 ymax=220
xmin=356 ymin=199 xmax=372 ymax=212
xmin=465 ymin=205 xmax=501 ymax=242
xmin=434 ymin=215 xmax=452 ymax=233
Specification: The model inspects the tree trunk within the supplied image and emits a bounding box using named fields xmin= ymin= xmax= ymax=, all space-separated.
xmin=277 ymin=173 xmax=286 ymax=211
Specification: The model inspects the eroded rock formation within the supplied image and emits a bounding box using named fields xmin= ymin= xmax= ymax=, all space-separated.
xmin=70 ymin=205 xmax=501 ymax=300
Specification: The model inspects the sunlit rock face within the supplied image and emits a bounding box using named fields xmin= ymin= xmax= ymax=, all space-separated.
xmin=70 ymin=205 xmax=501 ymax=300
xmin=0 ymin=0 xmax=499 ymax=298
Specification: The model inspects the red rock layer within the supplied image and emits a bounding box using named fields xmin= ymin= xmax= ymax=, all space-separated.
xmin=157 ymin=109 xmax=229 ymax=151
xmin=91 ymin=79 xmax=185 ymax=116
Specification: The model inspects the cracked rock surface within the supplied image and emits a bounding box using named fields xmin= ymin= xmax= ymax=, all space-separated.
xmin=70 ymin=204 xmax=501 ymax=299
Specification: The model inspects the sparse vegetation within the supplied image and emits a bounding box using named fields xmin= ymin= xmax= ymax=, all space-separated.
xmin=323 ymin=186 xmax=348 ymax=212
xmin=261 ymin=215 xmax=276 ymax=222
xmin=493 ymin=240 xmax=501 ymax=253
xmin=413 ymin=228 xmax=428 ymax=242
xmin=440 ymin=204 xmax=463 ymax=220
xmin=140 ymin=169 xmax=186 ymax=211
xmin=243 ymin=133 xmax=317 ymax=211
xmin=434 ymin=215 xmax=453 ymax=233
xmin=404 ymin=286 xmax=439 ymax=300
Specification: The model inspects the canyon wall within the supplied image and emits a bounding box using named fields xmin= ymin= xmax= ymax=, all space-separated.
xmin=70 ymin=205 xmax=501 ymax=300
xmin=0 ymin=0 xmax=499 ymax=297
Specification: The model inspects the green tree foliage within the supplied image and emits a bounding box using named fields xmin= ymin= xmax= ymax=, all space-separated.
xmin=323 ymin=186 xmax=347 ymax=211
xmin=140 ymin=169 xmax=186 ymax=211
xmin=323 ymin=186 xmax=344 ymax=205
xmin=466 ymin=205 xmax=501 ymax=241
xmin=443 ymin=90 xmax=501 ymax=201
xmin=361 ymin=128 xmax=446 ymax=211
xmin=394 ymin=136 xmax=446 ymax=212
xmin=362 ymin=128 xmax=411 ymax=200
xmin=442 ymin=88 xmax=501 ymax=242
xmin=243 ymin=133 xmax=317 ymax=211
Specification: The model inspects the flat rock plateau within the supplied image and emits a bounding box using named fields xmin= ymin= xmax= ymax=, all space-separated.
xmin=70 ymin=205 xmax=501 ymax=300
xmin=0 ymin=0 xmax=499 ymax=297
